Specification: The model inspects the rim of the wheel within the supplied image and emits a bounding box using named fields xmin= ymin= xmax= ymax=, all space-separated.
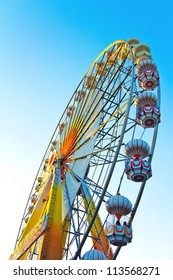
xmin=10 ymin=38 xmax=160 ymax=260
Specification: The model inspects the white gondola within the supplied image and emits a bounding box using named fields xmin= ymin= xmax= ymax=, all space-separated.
xmin=60 ymin=123 xmax=66 ymax=132
xmin=96 ymin=62 xmax=107 ymax=76
xmin=106 ymin=49 xmax=118 ymax=66
xmin=31 ymin=194 xmax=38 ymax=204
xmin=105 ymin=195 xmax=133 ymax=246
xmin=136 ymin=59 xmax=159 ymax=90
xmin=125 ymin=158 xmax=152 ymax=182
xmin=105 ymin=215 xmax=132 ymax=246
xmin=124 ymin=139 xmax=150 ymax=159
xmin=124 ymin=139 xmax=152 ymax=182
xmin=85 ymin=75 xmax=96 ymax=89
xmin=134 ymin=43 xmax=151 ymax=63
xmin=28 ymin=203 xmax=34 ymax=213
xmin=24 ymin=214 xmax=31 ymax=223
xmin=82 ymin=249 xmax=107 ymax=260
xmin=135 ymin=92 xmax=160 ymax=128
xmin=75 ymin=90 xmax=86 ymax=101
xmin=67 ymin=106 xmax=75 ymax=118
xmin=106 ymin=194 xmax=132 ymax=220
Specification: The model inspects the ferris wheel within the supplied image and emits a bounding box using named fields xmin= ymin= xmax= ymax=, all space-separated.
xmin=10 ymin=38 xmax=161 ymax=260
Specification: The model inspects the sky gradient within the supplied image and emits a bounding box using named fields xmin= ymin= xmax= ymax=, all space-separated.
xmin=0 ymin=0 xmax=173 ymax=261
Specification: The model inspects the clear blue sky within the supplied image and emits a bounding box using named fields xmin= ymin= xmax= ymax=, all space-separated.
xmin=0 ymin=0 xmax=173 ymax=261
